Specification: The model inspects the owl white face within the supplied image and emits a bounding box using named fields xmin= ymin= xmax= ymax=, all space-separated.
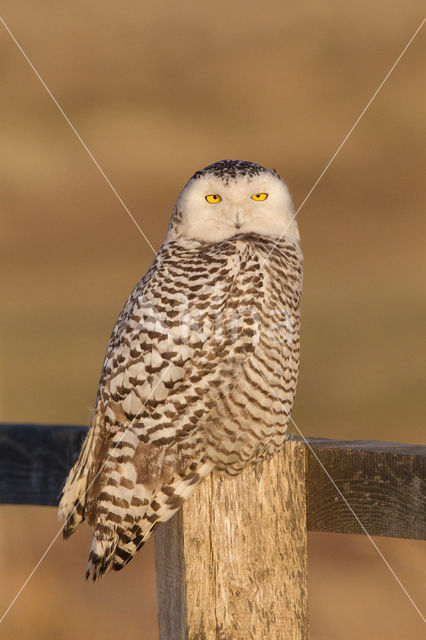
xmin=167 ymin=162 xmax=300 ymax=244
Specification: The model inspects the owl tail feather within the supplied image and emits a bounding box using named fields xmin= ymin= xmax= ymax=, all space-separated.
xmin=85 ymin=526 xmax=152 ymax=581
xmin=86 ymin=532 xmax=119 ymax=581
xmin=85 ymin=460 xmax=216 ymax=581
xmin=58 ymin=424 xmax=99 ymax=537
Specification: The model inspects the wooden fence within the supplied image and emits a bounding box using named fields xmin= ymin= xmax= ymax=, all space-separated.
xmin=0 ymin=423 xmax=424 ymax=639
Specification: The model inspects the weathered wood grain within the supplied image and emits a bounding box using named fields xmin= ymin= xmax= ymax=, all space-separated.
xmin=155 ymin=440 xmax=308 ymax=640
xmin=298 ymin=437 xmax=426 ymax=539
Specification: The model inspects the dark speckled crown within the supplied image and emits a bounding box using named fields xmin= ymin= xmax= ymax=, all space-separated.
xmin=192 ymin=160 xmax=280 ymax=183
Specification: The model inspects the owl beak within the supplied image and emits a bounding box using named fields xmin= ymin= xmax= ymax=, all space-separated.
xmin=234 ymin=212 xmax=242 ymax=229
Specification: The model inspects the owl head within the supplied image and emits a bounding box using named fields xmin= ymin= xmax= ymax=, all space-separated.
xmin=166 ymin=160 xmax=299 ymax=244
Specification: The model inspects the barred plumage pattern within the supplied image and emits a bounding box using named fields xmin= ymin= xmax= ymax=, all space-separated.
xmin=59 ymin=160 xmax=303 ymax=579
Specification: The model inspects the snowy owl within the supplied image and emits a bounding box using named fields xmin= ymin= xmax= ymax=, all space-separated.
xmin=59 ymin=159 xmax=303 ymax=580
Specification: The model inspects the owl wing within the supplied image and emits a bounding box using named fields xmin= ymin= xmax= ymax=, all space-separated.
xmin=59 ymin=239 xmax=264 ymax=578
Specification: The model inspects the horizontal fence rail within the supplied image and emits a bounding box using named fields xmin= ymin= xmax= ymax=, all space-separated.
xmin=0 ymin=423 xmax=424 ymax=539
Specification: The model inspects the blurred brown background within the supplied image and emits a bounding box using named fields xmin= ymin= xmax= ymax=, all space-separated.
xmin=0 ymin=2 xmax=425 ymax=638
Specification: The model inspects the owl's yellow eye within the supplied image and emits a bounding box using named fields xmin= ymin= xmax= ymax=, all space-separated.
xmin=205 ymin=194 xmax=222 ymax=204
xmin=251 ymin=193 xmax=268 ymax=201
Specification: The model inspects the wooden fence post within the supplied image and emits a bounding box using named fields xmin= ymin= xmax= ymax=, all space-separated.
xmin=2 ymin=425 xmax=423 ymax=637
xmin=155 ymin=440 xmax=308 ymax=640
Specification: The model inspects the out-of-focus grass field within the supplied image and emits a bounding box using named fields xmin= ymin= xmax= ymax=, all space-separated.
xmin=0 ymin=2 xmax=425 ymax=638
